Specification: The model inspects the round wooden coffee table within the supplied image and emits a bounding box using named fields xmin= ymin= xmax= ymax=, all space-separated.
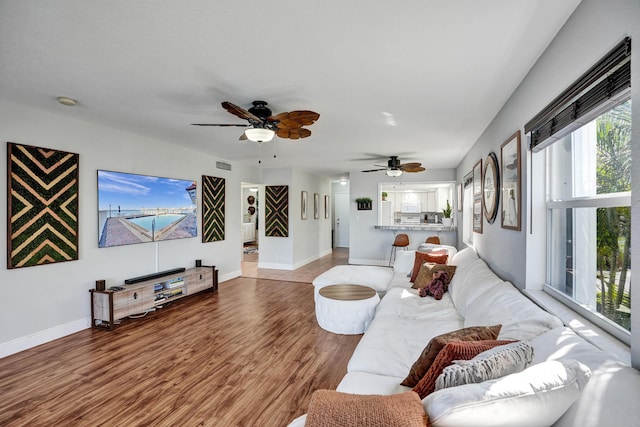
xmin=316 ymin=284 xmax=380 ymax=334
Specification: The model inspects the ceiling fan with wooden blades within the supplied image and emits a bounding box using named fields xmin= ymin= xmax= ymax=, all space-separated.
xmin=361 ymin=156 xmax=426 ymax=176
xmin=192 ymin=100 xmax=320 ymax=142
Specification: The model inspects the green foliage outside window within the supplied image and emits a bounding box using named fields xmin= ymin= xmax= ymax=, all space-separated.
xmin=595 ymin=100 xmax=632 ymax=330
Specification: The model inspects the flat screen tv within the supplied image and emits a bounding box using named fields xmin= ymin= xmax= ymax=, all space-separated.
xmin=98 ymin=170 xmax=197 ymax=248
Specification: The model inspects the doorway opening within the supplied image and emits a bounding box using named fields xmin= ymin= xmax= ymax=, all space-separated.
xmin=333 ymin=180 xmax=350 ymax=248
xmin=242 ymin=183 xmax=260 ymax=277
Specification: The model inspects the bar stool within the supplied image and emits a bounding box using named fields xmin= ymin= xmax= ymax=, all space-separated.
xmin=425 ymin=236 xmax=440 ymax=245
xmin=389 ymin=233 xmax=409 ymax=266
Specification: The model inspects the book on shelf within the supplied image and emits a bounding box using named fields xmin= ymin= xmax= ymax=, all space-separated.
xmin=166 ymin=288 xmax=183 ymax=297
xmin=165 ymin=278 xmax=185 ymax=289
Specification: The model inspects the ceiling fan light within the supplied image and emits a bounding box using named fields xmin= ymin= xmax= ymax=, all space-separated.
xmin=386 ymin=168 xmax=403 ymax=177
xmin=57 ymin=96 xmax=78 ymax=106
xmin=245 ymin=128 xmax=275 ymax=143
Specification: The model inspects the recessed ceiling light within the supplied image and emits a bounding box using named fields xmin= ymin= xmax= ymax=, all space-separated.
xmin=57 ymin=96 xmax=78 ymax=107
xmin=382 ymin=112 xmax=396 ymax=126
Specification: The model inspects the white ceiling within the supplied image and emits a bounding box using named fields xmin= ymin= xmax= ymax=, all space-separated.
xmin=0 ymin=1 xmax=581 ymax=179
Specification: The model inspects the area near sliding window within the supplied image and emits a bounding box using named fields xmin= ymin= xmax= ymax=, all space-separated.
xmin=526 ymin=37 xmax=632 ymax=342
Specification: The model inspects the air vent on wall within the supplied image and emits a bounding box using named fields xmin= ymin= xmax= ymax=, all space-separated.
xmin=216 ymin=161 xmax=232 ymax=171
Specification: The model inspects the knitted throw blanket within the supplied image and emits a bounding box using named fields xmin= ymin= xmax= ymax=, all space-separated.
xmin=305 ymin=390 xmax=429 ymax=427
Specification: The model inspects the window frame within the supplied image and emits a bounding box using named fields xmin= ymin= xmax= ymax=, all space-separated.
xmin=541 ymin=103 xmax=632 ymax=344
xmin=525 ymin=37 xmax=633 ymax=346
xmin=544 ymin=198 xmax=632 ymax=344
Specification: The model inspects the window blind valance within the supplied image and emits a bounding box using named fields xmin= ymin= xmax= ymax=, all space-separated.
xmin=526 ymin=37 xmax=631 ymax=151
xmin=463 ymin=172 xmax=473 ymax=188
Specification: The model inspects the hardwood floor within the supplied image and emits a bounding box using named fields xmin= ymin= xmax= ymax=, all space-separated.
xmin=0 ymin=249 xmax=358 ymax=426
xmin=242 ymin=247 xmax=349 ymax=282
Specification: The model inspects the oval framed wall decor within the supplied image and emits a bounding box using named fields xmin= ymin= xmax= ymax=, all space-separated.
xmin=482 ymin=152 xmax=500 ymax=224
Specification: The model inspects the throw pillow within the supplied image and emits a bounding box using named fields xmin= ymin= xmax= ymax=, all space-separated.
xmin=413 ymin=339 xmax=516 ymax=399
xmin=412 ymin=262 xmax=436 ymax=289
xmin=410 ymin=251 xmax=449 ymax=282
xmin=449 ymin=247 xmax=478 ymax=266
xmin=305 ymin=390 xmax=428 ymax=427
xmin=424 ymin=359 xmax=592 ymax=427
xmin=400 ymin=324 xmax=502 ymax=387
xmin=393 ymin=250 xmax=417 ymax=275
xmin=412 ymin=264 xmax=457 ymax=289
xmin=435 ymin=341 xmax=534 ymax=390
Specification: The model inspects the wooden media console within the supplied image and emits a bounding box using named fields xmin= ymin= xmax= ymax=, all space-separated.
xmin=89 ymin=266 xmax=218 ymax=330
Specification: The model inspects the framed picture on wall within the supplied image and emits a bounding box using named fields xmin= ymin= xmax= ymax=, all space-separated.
xmin=473 ymin=197 xmax=483 ymax=233
xmin=301 ymin=191 xmax=308 ymax=220
xmin=324 ymin=195 xmax=330 ymax=219
xmin=473 ymin=159 xmax=483 ymax=196
xmin=500 ymin=130 xmax=521 ymax=231
xmin=482 ymin=152 xmax=500 ymax=224
xmin=314 ymin=193 xmax=320 ymax=219
xmin=7 ymin=142 xmax=79 ymax=268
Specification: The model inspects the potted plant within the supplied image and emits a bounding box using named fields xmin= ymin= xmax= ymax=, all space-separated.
xmin=381 ymin=192 xmax=388 ymax=201
xmin=355 ymin=197 xmax=373 ymax=210
xmin=442 ymin=200 xmax=453 ymax=227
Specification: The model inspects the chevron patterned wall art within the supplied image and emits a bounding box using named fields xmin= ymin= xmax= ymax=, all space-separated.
xmin=7 ymin=142 xmax=79 ymax=268
xmin=202 ymin=175 xmax=225 ymax=242
xmin=265 ymin=185 xmax=288 ymax=237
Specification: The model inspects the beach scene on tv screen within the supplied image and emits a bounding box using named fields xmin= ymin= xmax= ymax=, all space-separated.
xmin=98 ymin=170 xmax=197 ymax=248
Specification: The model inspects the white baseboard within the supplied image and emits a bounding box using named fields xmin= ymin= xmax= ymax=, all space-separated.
xmin=219 ymin=270 xmax=241 ymax=283
xmin=259 ymin=248 xmax=333 ymax=271
xmin=293 ymin=249 xmax=330 ymax=270
xmin=348 ymin=258 xmax=387 ymax=266
xmin=258 ymin=262 xmax=294 ymax=270
xmin=320 ymin=248 xmax=333 ymax=258
xmin=0 ymin=317 xmax=89 ymax=359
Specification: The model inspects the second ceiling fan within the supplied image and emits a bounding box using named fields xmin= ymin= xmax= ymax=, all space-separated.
xmin=192 ymin=100 xmax=320 ymax=142
xmin=361 ymin=156 xmax=425 ymax=177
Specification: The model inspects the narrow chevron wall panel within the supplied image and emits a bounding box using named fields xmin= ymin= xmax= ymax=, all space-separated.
xmin=7 ymin=142 xmax=79 ymax=268
xmin=265 ymin=185 xmax=288 ymax=237
xmin=202 ymin=175 xmax=225 ymax=242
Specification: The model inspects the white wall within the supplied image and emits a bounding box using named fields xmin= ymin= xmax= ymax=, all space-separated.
xmin=454 ymin=0 xmax=640 ymax=365
xmin=258 ymin=167 xmax=332 ymax=270
xmin=0 ymin=102 xmax=331 ymax=357
xmin=259 ymin=168 xmax=294 ymax=269
xmin=292 ymin=170 xmax=333 ymax=267
xmin=348 ymin=168 xmax=456 ymax=265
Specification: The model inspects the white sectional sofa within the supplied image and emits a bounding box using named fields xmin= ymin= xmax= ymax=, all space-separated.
xmin=291 ymin=247 xmax=640 ymax=427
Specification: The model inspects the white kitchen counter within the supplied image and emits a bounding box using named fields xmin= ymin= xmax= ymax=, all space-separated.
xmin=374 ymin=225 xmax=457 ymax=247
xmin=374 ymin=225 xmax=457 ymax=231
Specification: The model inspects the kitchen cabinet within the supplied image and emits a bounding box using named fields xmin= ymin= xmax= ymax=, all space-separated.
xmin=419 ymin=191 xmax=437 ymax=212
xmin=390 ymin=193 xmax=402 ymax=212
xmin=401 ymin=192 xmax=420 ymax=205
